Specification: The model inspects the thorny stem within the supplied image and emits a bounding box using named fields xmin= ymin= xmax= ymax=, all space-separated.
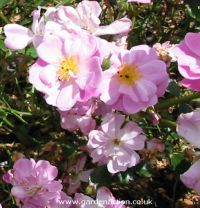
xmin=156 ymin=93 xmax=200 ymax=110
xmin=0 ymin=11 xmax=9 ymax=23
xmin=159 ymin=119 xmax=176 ymax=130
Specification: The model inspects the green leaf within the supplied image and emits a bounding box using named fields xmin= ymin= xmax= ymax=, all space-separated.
xmin=91 ymin=165 xmax=112 ymax=185
xmin=136 ymin=163 xmax=153 ymax=177
xmin=170 ymin=152 xmax=184 ymax=171
xmin=26 ymin=47 xmax=37 ymax=58
xmin=0 ymin=39 xmax=7 ymax=52
xmin=167 ymin=81 xmax=180 ymax=97
xmin=186 ymin=1 xmax=200 ymax=22
xmin=0 ymin=0 xmax=10 ymax=8
xmin=117 ymin=173 xmax=132 ymax=185
xmin=60 ymin=0 xmax=74 ymax=5
xmin=178 ymin=103 xmax=193 ymax=114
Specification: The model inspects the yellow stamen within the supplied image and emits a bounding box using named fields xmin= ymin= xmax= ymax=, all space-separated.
xmin=117 ymin=64 xmax=142 ymax=85
xmin=57 ymin=57 xmax=78 ymax=81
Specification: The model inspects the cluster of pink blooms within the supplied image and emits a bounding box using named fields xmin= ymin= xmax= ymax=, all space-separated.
xmin=4 ymin=0 xmax=168 ymax=121
xmin=2 ymin=158 xmax=127 ymax=208
xmin=2 ymin=158 xmax=70 ymax=208
xmin=3 ymin=0 xmax=168 ymax=170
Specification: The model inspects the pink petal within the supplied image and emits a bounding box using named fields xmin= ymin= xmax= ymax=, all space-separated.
xmin=77 ymin=1 xmax=102 ymax=18
xmin=122 ymin=95 xmax=144 ymax=114
xmin=180 ymin=160 xmax=200 ymax=193
xmin=37 ymin=35 xmax=64 ymax=63
xmin=14 ymin=158 xmax=36 ymax=178
xmin=185 ymin=32 xmax=200 ymax=58
xmin=78 ymin=116 xmax=96 ymax=135
xmin=88 ymin=130 xmax=106 ymax=148
xmin=57 ymin=6 xmax=80 ymax=24
xmin=100 ymin=77 xmax=120 ymax=105
xmin=39 ymin=65 xmax=57 ymax=87
xmin=128 ymin=151 xmax=140 ymax=167
xmin=4 ymin=24 xmax=33 ymax=50
xmin=36 ymin=160 xmax=58 ymax=180
xmin=64 ymin=33 xmax=97 ymax=59
xmin=182 ymin=78 xmax=200 ymax=91
xmin=124 ymin=135 xmax=146 ymax=150
xmin=95 ymin=17 xmax=132 ymax=36
xmin=118 ymin=121 xmax=142 ymax=141
xmin=56 ymin=82 xmax=80 ymax=111
xmin=96 ymin=187 xmax=114 ymax=202
xmin=177 ymin=111 xmax=200 ymax=148
xmin=140 ymin=60 xmax=167 ymax=83
xmin=129 ymin=45 xmax=158 ymax=65
xmin=11 ymin=186 xmax=27 ymax=199
xmin=134 ymin=79 xmax=157 ymax=102
xmin=119 ymin=84 xmax=139 ymax=102
xmin=29 ymin=59 xmax=48 ymax=94
xmin=101 ymin=113 xmax=125 ymax=138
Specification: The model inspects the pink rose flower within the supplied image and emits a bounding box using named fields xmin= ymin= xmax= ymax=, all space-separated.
xmin=64 ymin=156 xmax=93 ymax=195
xmin=74 ymin=186 xmax=126 ymax=208
xmin=4 ymin=8 xmax=59 ymax=50
xmin=29 ymin=32 xmax=102 ymax=111
xmin=59 ymin=99 xmax=97 ymax=135
xmin=100 ymin=45 xmax=168 ymax=114
xmin=57 ymin=0 xmax=132 ymax=36
xmin=3 ymin=158 xmax=66 ymax=208
xmin=172 ymin=32 xmax=200 ymax=91
xmin=88 ymin=113 xmax=147 ymax=174
xmin=180 ymin=160 xmax=200 ymax=193
xmin=177 ymin=110 xmax=200 ymax=148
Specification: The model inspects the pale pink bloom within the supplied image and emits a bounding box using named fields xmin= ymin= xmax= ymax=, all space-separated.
xmin=64 ymin=156 xmax=93 ymax=195
xmin=147 ymin=139 xmax=165 ymax=153
xmin=3 ymin=158 xmax=65 ymax=208
xmin=172 ymin=32 xmax=200 ymax=91
xmin=57 ymin=0 xmax=131 ymax=36
xmin=177 ymin=110 xmax=200 ymax=148
xmin=88 ymin=113 xmax=147 ymax=174
xmin=180 ymin=160 xmax=200 ymax=193
xmin=74 ymin=186 xmax=126 ymax=208
xmin=0 ymin=204 xmax=2 ymax=208
xmin=29 ymin=32 xmax=102 ymax=111
xmin=100 ymin=45 xmax=168 ymax=114
xmin=59 ymin=99 xmax=97 ymax=135
xmin=4 ymin=8 xmax=60 ymax=50
xmin=128 ymin=0 xmax=151 ymax=3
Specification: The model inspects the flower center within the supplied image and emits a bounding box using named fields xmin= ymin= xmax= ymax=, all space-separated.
xmin=117 ymin=64 xmax=142 ymax=85
xmin=27 ymin=184 xmax=43 ymax=197
xmin=57 ymin=57 xmax=78 ymax=81
xmin=113 ymin=138 xmax=121 ymax=146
